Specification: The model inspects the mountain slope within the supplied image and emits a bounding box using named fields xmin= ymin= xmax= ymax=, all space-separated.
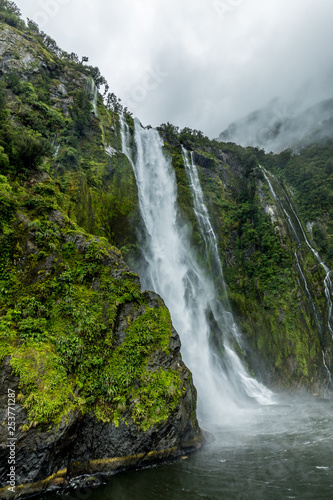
xmin=0 ymin=2 xmax=333 ymax=497
xmin=155 ymin=125 xmax=333 ymax=391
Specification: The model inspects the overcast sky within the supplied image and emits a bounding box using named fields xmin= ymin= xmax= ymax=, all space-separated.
xmin=16 ymin=0 xmax=333 ymax=137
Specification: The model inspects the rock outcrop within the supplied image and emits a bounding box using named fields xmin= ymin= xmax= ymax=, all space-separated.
xmin=0 ymin=211 xmax=202 ymax=499
xmin=0 ymin=319 xmax=201 ymax=499
xmin=0 ymin=18 xmax=202 ymax=495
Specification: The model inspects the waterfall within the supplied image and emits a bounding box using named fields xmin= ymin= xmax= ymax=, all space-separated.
xmin=294 ymin=250 xmax=322 ymax=334
xmin=85 ymin=77 xmax=98 ymax=116
xmin=120 ymin=115 xmax=132 ymax=160
xmin=120 ymin=117 xmax=274 ymax=421
xmin=261 ymin=166 xmax=333 ymax=389
xmin=182 ymin=148 xmax=243 ymax=350
xmin=181 ymin=149 xmax=226 ymax=290
xmin=261 ymin=166 xmax=333 ymax=340
xmin=324 ymin=274 xmax=333 ymax=338
xmin=280 ymin=185 xmax=333 ymax=340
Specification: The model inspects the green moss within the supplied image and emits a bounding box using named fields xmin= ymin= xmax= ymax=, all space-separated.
xmin=95 ymin=306 xmax=178 ymax=428
xmin=156 ymin=131 xmax=330 ymax=389
xmin=0 ymin=6 xmax=331 ymax=424
xmin=0 ymin=190 xmax=179 ymax=428
xmin=131 ymin=368 xmax=182 ymax=431
xmin=9 ymin=343 xmax=77 ymax=424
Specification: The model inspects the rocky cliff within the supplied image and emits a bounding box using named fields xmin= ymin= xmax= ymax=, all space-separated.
xmin=0 ymin=8 xmax=202 ymax=498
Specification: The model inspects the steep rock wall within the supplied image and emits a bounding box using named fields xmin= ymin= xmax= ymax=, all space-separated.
xmin=0 ymin=19 xmax=202 ymax=499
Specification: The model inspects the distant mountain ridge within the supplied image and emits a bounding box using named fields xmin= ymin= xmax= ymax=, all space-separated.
xmin=218 ymin=97 xmax=333 ymax=152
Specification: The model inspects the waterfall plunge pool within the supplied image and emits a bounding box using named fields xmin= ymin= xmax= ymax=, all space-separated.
xmin=41 ymin=395 xmax=333 ymax=500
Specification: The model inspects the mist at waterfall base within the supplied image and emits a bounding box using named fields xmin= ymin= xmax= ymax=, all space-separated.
xmin=41 ymin=397 xmax=333 ymax=500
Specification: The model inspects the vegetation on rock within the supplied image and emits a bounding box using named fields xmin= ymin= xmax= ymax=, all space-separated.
xmin=156 ymin=125 xmax=332 ymax=389
xmin=0 ymin=6 xmax=186 ymax=434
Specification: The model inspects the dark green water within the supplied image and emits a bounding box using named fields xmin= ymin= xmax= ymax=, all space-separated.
xmin=41 ymin=397 xmax=333 ymax=500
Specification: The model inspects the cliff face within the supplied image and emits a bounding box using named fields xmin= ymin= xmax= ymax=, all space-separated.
xmin=1 ymin=10 xmax=331 ymax=397
xmin=0 ymin=15 xmax=201 ymax=499
xmin=153 ymin=126 xmax=333 ymax=392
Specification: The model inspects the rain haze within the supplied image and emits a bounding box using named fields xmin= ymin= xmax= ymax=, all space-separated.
xmin=16 ymin=0 xmax=333 ymax=139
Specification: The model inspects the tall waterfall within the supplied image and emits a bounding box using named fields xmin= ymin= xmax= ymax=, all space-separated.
xmin=182 ymin=148 xmax=242 ymax=350
xmin=120 ymin=117 xmax=273 ymax=421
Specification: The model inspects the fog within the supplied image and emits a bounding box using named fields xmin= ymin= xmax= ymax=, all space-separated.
xmin=16 ymin=0 xmax=333 ymax=139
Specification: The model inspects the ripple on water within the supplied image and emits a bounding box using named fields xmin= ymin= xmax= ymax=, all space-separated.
xmin=39 ymin=396 xmax=333 ymax=500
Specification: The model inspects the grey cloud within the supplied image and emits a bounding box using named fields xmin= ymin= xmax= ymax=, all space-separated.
xmin=17 ymin=0 xmax=333 ymax=138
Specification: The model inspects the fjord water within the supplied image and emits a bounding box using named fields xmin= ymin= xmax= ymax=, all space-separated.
xmin=41 ymin=396 xmax=333 ymax=499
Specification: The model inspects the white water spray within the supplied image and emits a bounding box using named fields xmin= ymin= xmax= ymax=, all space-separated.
xmin=182 ymin=148 xmax=244 ymax=350
xmin=120 ymin=116 xmax=132 ymax=159
xmin=120 ymin=118 xmax=274 ymax=421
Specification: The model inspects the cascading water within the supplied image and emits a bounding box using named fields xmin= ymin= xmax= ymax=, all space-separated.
xmin=120 ymin=115 xmax=132 ymax=160
xmin=181 ymin=149 xmax=223 ymax=278
xmin=120 ymin=117 xmax=273 ymax=421
xmin=261 ymin=166 xmax=333 ymax=389
xmin=294 ymin=250 xmax=322 ymax=333
xmin=261 ymin=166 xmax=333 ymax=337
xmin=181 ymin=148 xmax=245 ymax=351
xmin=281 ymin=184 xmax=333 ymax=340
xmin=85 ymin=77 xmax=98 ymax=116
xmin=45 ymin=122 xmax=333 ymax=500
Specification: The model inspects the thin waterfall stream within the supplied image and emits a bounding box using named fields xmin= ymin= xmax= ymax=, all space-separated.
xmin=260 ymin=166 xmax=333 ymax=389
xmin=261 ymin=166 xmax=333 ymax=339
xmin=85 ymin=77 xmax=98 ymax=116
xmin=181 ymin=148 xmax=242 ymax=349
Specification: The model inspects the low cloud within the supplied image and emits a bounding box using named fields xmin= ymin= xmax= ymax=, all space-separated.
xmin=17 ymin=0 xmax=333 ymax=137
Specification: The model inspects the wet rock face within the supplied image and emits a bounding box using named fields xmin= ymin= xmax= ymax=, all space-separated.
xmin=0 ymin=366 xmax=80 ymax=487
xmin=192 ymin=152 xmax=215 ymax=170
xmin=0 ymin=20 xmax=203 ymax=500
xmin=0 ymin=266 xmax=201 ymax=498
xmin=67 ymin=348 xmax=199 ymax=467
xmin=0 ymin=323 xmax=201 ymax=499
xmin=0 ymin=164 xmax=202 ymax=499
xmin=0 ymin=25 xmax=47 ymax=75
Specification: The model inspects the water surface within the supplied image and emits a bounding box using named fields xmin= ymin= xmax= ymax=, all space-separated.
xmin=42 ymin=396 xmax=333 ymax=500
